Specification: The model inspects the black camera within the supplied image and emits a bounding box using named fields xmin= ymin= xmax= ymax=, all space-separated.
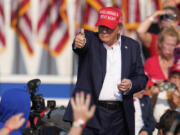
xmin=160 ymin=13 xmax=177 ymax=21
xmin=23 ymin=79 xmax=70 ymax=135
xmin=27 ymin=79 xmax=57 ymax=112
xmin=27 ymin=79 xmax=45 ymax=113
xmin=158 ymin=81 xmax=176 ymax=92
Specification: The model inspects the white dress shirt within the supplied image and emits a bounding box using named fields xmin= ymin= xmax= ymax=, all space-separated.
xmin=98 ymin=37 xmax=123 ymax=101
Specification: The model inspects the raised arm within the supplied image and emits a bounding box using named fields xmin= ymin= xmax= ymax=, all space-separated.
xmin=68 ymin=92 xmax=96 ymax=135
xmin=0 ymin=113 xmax=25 ymax=135
xmin=136 ymin=9 xmax=170 ymax=48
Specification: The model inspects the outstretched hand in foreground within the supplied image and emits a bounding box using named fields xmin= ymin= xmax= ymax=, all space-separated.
xmin=69 ymin=91 xmax=96 ymax=135
xmin=71 ymin=92 xmax=96 ymax=123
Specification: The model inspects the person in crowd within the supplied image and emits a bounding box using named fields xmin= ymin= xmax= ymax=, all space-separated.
xmin=148 ymin=64 xmax=180 ymax=108
xmin=69 ymin=92 xmax=96 ymax=135
xmin=63 ymin=6 xmax=148 ymax=135
xmin=147 ymin=64 xmax=180 ymax=134
xmin=136 ymin=6 xmax=179 ymax=57
xmin=156 ymin=109 xmax=180 ymax=135
xmin=0 ymin=88 xmax=31 ymax=135
xmin=133 ymin=90 xmax=155 ymax=135
xmin=169 ymin=64 xmax=180 ymax=92
xmin=0 ymin=113 xmax=25 ymax=135
xmin=163 ymin=0 xmax=180 ymax=25
xmin=153 ymin=87 xmax=180 ymax=124
xmin=144 ymin=26 xmax=180 ymax=88
xmin=161 ymin=0 xmax=180 ymax=65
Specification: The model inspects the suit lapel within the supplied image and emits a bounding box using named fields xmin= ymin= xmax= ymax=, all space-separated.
xmin=121 ymin=36 xmax=129 ymax=79
xmin=100 ymin=41 xmax=106 ymax=80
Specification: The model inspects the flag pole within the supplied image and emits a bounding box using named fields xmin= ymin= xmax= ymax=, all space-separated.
xmin=15 ymin=0 xmax=21 ymax=74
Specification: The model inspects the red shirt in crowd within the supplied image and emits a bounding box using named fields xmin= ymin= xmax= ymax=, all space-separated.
xmin=144 ymin=55 xmax=167 ymax=87
xmin=148 ymin=33 xmax=159 ymax=57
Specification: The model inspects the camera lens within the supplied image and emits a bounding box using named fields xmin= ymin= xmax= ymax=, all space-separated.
xmin=47 ymin=100 xmax=56 ymax=109
xmin=160 ymin=14 xmax=176 ymax=21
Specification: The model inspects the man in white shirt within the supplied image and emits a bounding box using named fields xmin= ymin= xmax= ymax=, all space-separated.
xmin=63 ymin=7 xmax=148 ymax=135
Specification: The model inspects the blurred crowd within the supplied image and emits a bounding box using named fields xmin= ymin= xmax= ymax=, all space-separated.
xmin=134 ymin=0 xmax=180 ymax=134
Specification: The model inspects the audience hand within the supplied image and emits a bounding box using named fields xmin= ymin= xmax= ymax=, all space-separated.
xmin=5 ymin=113 xmax=25 ymax=130
xmin=151 ymin=9 xmax=174 ymax=19
xmin=74 ymin=29 xmax=86 ymax=49
xmin=71 ymin=92 xmax=96 ymax=123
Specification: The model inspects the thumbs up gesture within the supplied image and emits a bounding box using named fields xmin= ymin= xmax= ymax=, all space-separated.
xmin=74 ymin=29 xmax=86 ymax=48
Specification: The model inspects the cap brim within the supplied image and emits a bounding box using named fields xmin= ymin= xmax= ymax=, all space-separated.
xmin=96 ymin=19 xmax=119 ymax=29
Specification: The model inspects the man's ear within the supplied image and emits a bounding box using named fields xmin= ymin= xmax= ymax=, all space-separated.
xmin=117 ymin=24 xmax=123 ymax=34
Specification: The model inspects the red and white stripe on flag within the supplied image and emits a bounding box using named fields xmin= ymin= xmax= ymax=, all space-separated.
xmin=11 ymin=0 xmax=33 ymax=56
xmin=122 ymin=0 xmax=162 ymax=30
xmin=83 ymin=0 xmax=105 ymax=32
xmin=75 ymin=0 xmax=84 ymax=34
xmin=154 ymin=0 xmax=163 ymax=10
xmin=37 ymin=0 xmax=69 ymax=57
xmin=122 ymin=0 xmax=140 ymax=30
xmin=37 ymin=0 xmax=50 ymax=50
xmin=0 ymin=0 xmax=6 ymax=53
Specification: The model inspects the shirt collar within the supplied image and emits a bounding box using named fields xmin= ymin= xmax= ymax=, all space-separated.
xmin=103 ymin=36 xmax=121 ymax=50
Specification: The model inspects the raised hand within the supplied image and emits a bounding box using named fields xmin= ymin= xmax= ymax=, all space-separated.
xmin=71 ymin=92 xmax=96 ymax=123
xmin=5 ymin=113 xmax=25 ymax=130
xmin=74 ymin=29 xmax=86 ymax=49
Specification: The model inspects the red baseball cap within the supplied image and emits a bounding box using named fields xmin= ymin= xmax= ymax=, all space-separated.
xmin=169 ymin=64 xmax=180 ymax=77
xmin=96 ymin=7 xmax=123 ymax=29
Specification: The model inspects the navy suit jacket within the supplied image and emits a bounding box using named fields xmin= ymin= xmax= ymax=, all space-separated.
xmin=63 ymin=30 xmax=148 ymax=135
xmin=139 ymin=95 xmax=155 ymax=135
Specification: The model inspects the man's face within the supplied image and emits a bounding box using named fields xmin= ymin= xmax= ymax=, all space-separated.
xmin=98 ymin=25 xmax=122 ymax=46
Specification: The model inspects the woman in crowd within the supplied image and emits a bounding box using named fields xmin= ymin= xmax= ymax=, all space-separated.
xmin=136 ymin=6 xmax=179 ymax=57
xmin=144 ymin=26 xmax=180 ymax=88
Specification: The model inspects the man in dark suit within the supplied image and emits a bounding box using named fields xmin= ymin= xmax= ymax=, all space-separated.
xmin=63 ymin=7 xmax=148 ymax=135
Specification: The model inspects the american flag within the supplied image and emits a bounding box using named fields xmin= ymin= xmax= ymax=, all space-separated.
xmin=154 ymin=0 xmax=163 ymax=10
xmin=122 ymin=0 xmax=162 ymax=30
xmin=37 ymin=0 xmax=50 ymax=50
xmin=83 ymin=0 xmax=105 ymax=32
xmin=0 ymin=0 xmax=5 ymax=53
xmin=37 ymin=0 xmax=69 ymax=56
xmin=122 ymin=0 xmax=140 ymax=29
xmin=75 ymin=0 xmax=84 ymax=34
xmin=11 ymin=0 xmax=33 ymax=56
